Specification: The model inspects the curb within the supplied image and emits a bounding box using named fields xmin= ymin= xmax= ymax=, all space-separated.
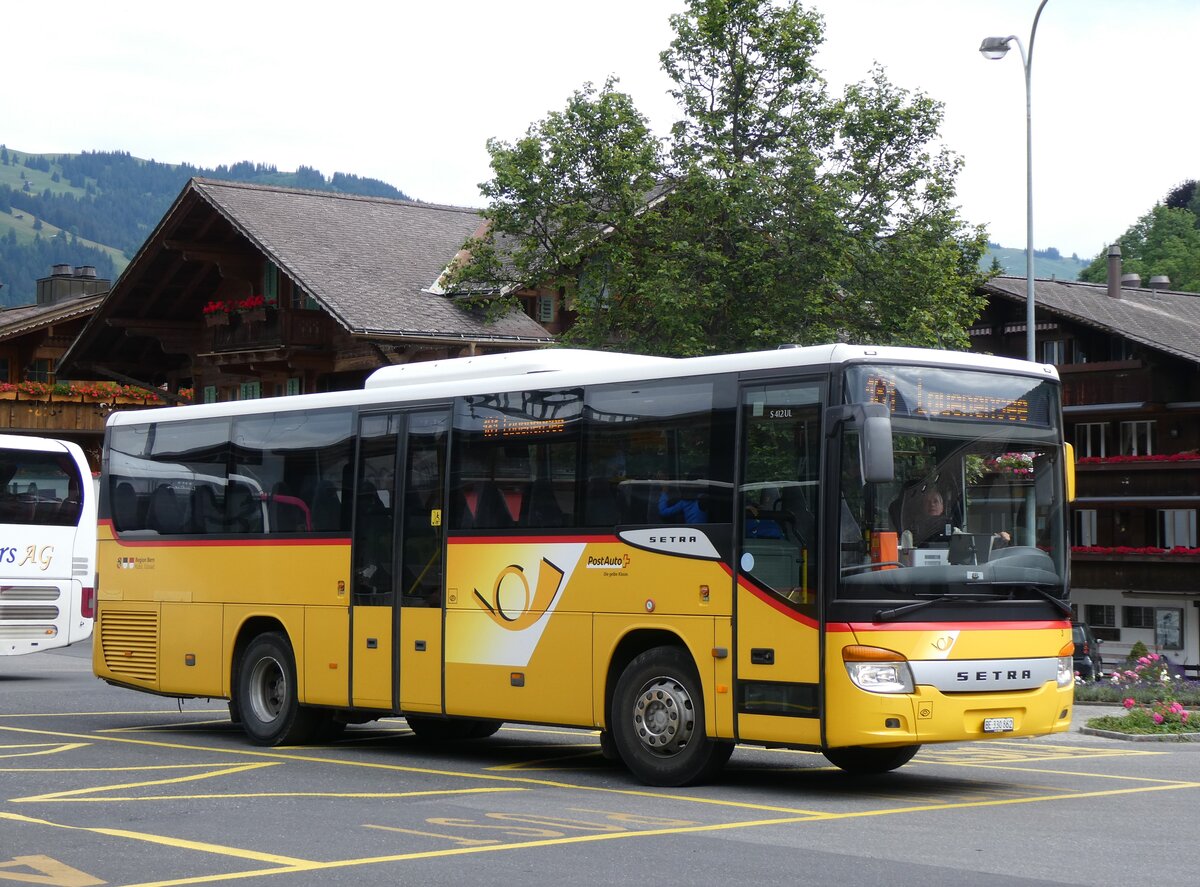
xmin=1079 ymin=726 xmax=1200 ymax=742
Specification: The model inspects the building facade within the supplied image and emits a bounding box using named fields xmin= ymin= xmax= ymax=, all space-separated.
xmin=975 ymin=267 xmax=1200 ymax=671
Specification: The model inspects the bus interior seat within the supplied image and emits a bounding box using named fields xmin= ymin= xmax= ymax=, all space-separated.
xmin=312 ymin=482 xmax=342 ymax=531
xmin=112 ymin=481 xmax=140 ymax=532
xmin=471 ymin=481 xmax=514 ymax=529
xmin=584 ymin=477 xmax=622 ymax=526
xmin=270 ymin=482 xmax=308 ymax=532
xmin=519 ymin=477 xmax=564 ymax=527
xmin=225 ymin=482 xmax=263 ymax=533
xmin=147 ymin=485 xmax=187 ymax=535
xmin=192 ymin=485 xmax=223 ymax=533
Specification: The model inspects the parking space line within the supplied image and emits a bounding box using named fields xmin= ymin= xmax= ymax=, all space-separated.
xmin=0 ymin=743 xmax=88 ymax=759
xmin=0 ymin=812 xmax=314 ymax=866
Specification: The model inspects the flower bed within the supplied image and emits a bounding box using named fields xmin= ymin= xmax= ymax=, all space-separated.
xmin=1071 ymin=545 xmax=1200 ymax=556
xmin=1077 ymin=452 xmax=1200 ymax=464
xmin=1081 ymin=653 xmax=1198 ymax=736
xmin=0 ymin=381 xmax=190 ymax=404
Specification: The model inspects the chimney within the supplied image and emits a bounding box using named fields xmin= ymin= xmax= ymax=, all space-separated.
xmin=1148 ymin=275 xmax=1171 ymax=290
xmin=51 ymin=263 xmax=73 ymax=277
xmin=1121 ymin=272 xmax=1141 ymax=288
xmin=74 ymin=265 xmax=96 ymax=279
xmin=1106 ymin=244 xmax=1121 ymax=299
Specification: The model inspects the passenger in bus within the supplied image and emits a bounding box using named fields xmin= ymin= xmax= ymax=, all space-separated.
xmin=743 ymin=487 xmax=784 ymax=538
xmin=658 ymin=474 xmax=707 ymax=524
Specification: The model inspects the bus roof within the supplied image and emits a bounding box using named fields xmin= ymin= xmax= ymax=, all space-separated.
xmin=106 ymin=345 xmax=1060 ymax=428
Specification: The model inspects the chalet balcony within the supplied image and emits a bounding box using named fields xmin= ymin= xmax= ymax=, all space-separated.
xmin=1074 ymin=456 xmax=1200 ymax=503
xmin=1059 ymin=360 xmax=1151 ymax=408
xmin=1071 ymin=549 xmax=1200 ymax=593
xmin=206 ymin=308 xmax=327 ymax=353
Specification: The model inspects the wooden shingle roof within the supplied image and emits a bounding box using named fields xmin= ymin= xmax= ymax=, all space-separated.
xmin=983 ymin=276 xmax=1200 ymax=366
xmin=191 ymin=179 xmax=550 ymax=341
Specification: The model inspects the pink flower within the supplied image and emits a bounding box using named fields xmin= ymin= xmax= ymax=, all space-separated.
xmin=1182 ymin=712 xmax=1190 ymax=722
xmin=1152 ymin=713 xmax=1164 ymax=724
xmin=1123 ymin=698 xmax=1136 ymax=710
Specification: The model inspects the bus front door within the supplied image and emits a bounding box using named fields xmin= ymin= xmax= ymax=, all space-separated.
xmin=735 ymin=381 xmax=823 ymax=747
xmin=350 ymin=408 xmax=449 ymax=714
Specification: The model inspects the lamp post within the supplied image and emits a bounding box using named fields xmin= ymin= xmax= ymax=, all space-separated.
xmin=980 ymin=0 xmax=1049 ymax=363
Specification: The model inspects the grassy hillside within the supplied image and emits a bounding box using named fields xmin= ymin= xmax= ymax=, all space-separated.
xmin=0 ymin=147 xmax=412 ymax=306
xmin=981 ymin=244 xmax=1091 ymax=281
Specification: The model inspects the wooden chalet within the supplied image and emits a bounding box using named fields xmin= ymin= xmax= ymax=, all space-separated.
xmin=974 ymin=263 xmax=1200 ymax=668
xmin=57 ymin=178 xmax=554 ymax=406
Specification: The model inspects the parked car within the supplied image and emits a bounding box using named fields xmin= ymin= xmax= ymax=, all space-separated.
xmin=1072 ymin=622 xmax=1104 ymax=681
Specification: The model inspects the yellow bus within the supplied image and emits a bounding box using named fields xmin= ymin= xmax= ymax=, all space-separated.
xmin=93 ymin=346 xmax=1076 ymax=785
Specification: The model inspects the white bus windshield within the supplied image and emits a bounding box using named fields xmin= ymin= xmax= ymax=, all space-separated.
xmin=836 ymin=365 xmax=1068 ymax=611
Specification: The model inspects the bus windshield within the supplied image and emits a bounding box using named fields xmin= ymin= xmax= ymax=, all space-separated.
xmin=836 ymin=364 xmax=1068 ymax=612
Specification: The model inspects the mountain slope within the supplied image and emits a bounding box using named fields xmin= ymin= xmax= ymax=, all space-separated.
xmin=0 ymin=147 xmax=414 ymax=306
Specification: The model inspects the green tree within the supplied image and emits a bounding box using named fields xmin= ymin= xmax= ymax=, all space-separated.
xmin=452 ymin=0 xmax=986 ymax=356
xmin=1080 ymin=203 xmax=1200 ymax=292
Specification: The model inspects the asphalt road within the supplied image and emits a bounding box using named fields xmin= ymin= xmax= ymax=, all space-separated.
xmin=2 ymin=640 xmax=1196 ymax=887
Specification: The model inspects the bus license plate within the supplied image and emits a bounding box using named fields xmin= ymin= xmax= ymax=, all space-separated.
xmin=983 ymin=717 xmax=1015 ymax=733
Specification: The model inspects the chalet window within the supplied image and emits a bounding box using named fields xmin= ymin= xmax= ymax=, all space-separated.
xmin=286 ymin=377 xmax=302 ymax=396
xmin=203 ymin=386 xmax=218 ymax=404
xmin=0 ymin=358 xmax=9 ymax=383
xmin=1157 ymin=608 xmax=1183 ymax=650
xmin=1074 ymin=509 xmax=1098 ymax=546
xmin=1119 ymin=420 xmax=1155 ymax=456
xmin=1158 ymin=508 xmax=1197 ymax=549
xmin=1075 ymin=422 xmax=1106 ymax=458
xmin=1123 ymin=606 xmax=1154 ymax=629
xmin=264 ymin=262 xmax=280 ymax=302
xmin=1111 ymin=337 xmax=1135 ymax=361
xmin=26 ymin=358 xmax=52 ymax=383
xmin=537 ymin=294 xmax=555 ymax=324
xmin=1041 ymin=340 xmax=1065 ymax=365
xmin=239 ymin=381 xmax=262 ymax=401
xmin=1085 ymin=604 xmax=1119 ymax=642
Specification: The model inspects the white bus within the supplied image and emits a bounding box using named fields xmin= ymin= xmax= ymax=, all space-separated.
xmin=0 ymin=433 xmax=97 ymax=656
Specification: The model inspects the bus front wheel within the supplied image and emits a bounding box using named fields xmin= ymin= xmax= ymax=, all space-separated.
xmin=611 ymin=646 xmax=733 ymax=786
xmin=237 ymin=632 xmax=317 ymax=746
xmin=822 ymin=744 xmax=920 ymax=775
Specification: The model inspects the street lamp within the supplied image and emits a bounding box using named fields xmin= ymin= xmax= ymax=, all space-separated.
xmin=980 ymin=0 xmax=1049 ymax=363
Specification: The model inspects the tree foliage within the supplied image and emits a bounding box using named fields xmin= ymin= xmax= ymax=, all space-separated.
xmin=1080 ymin=182 xmax=1200 ymax=292
xmin=452 ymin=0 xmax=986 ymax=356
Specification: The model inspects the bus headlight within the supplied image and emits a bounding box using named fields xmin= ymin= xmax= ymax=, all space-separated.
xmin=843 ymin=645 xmax=914 ymax=694
xmin=1057 ymin=656 xmax=1074 ymax=688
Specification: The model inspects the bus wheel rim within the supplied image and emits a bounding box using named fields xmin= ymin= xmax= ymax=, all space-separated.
xmin=631 ymin=676 xmax=694 ymax=757
xmin=248 ymin=657 xmax=285 ymax=723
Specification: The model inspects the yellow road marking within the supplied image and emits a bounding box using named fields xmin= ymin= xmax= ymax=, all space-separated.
xmin=11 ymin=763 xmax=278 ymax=802
xmin=0 ymin=744 xmax=87 ymax=760
xmin=0 ymin=812 xmax=311 ymax=866
xmin=0 ymin=854 xmax=104 ymax=887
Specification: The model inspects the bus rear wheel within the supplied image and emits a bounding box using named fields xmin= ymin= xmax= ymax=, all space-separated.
xmin=822 ymin=744 xmax=920 ymax=775
xmin=237 ymin=632 xmax=317 ymax=746
xmin=611 ymin=646 xmax=733 ymax=786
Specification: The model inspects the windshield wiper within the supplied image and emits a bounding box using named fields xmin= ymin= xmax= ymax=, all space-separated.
xmin=875 ymin=593 xmax=1003 ymax=621
xmin=1020 ymin=583 xmax=1073 ymax=617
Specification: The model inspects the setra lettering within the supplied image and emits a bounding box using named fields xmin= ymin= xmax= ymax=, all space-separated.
xmin=649 ymin=535 xmax=698 ymax=544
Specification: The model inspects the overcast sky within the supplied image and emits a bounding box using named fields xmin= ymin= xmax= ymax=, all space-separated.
xmin=4 ymin=0 xmax=1195 ymax=261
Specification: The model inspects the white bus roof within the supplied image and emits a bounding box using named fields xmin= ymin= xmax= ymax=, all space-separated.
xmin=107 ymin=345 xmax=1060 ymax=427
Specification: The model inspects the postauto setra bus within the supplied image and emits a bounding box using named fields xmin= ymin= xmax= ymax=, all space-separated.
xmin=93 ymin=346 xmax=1076 ymax=785
xmin=0 ymin=433 xmax=96 ymax=656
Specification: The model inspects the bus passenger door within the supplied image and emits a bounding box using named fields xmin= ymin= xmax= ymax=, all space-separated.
xmin=395 ymin=409 xmax=448 ymax=713
xmin=351 ymin=412 xmax=401 ymax=710
xmin=350 ymin=409 xmax=449 ymax=714
xmin=735 ymin=381 xmax=823 ymax=747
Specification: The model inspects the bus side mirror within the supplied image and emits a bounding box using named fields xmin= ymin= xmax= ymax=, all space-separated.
xmin=862 ymin=412 xmax=895 ymax=484
xmin=826 ymin=402 xmax=895 ymax=484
